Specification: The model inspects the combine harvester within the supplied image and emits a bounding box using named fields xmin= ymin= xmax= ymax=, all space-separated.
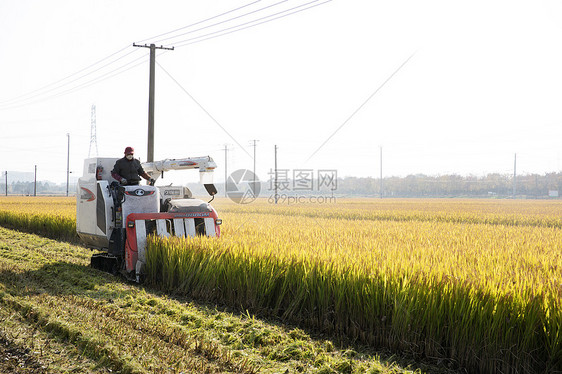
xmin=76 ymin=156 xmax=221 ymax=282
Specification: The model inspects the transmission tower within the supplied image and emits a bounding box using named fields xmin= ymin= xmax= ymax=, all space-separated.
xmin=89 ymin=104 xmax=98 ymax=158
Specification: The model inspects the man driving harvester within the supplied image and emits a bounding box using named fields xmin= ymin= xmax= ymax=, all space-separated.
xmin=111 ymin=146 xmax=155 ymax=186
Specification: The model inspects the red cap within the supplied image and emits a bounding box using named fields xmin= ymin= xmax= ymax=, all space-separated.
xmin=124 ymin=146 xmax=134 ymax=155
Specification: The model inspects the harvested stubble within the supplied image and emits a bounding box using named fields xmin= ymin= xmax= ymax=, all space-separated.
xmin=146 ymin=200 xmax=562 ymax=373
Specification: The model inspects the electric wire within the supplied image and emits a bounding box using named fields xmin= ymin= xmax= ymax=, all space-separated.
xmin=1 ymin=55 xmax=147 ymax=110
xmin=137 ymin=0 xmax=263 ymax=44
xmin=1 ymin=0 xmax=282 ymax=107
xmin=174 ymin=0 xmax=330 ymax=48
xmin=0 ymin=48 xmax=142 ymax=108
xmin=48 ymin=56 xmax=147 ymax=100
xmin=0 ymin=44 xmax=132 ymax=105
xmin=156 ymin=61 xmax=253 ymax=159
xmin=0 ymin=0 xmax=331 ymax=110
xmin=154 ymin=0 xmax=288 ymax=45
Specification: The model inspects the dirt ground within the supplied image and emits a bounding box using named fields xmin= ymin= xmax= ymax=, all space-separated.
xmin=0 ymin=334 xmax=46 ymax=374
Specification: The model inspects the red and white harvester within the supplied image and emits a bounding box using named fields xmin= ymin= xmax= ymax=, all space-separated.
xmin=76 ymin=156 xmax=221 ymax=282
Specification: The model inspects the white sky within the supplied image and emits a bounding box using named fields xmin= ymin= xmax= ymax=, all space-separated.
xmin=1 ymin=0 xmax=562 ymax=185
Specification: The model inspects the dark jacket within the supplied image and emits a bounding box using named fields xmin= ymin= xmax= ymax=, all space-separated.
xmin=111 ymin=157 xmax=145 ymax=184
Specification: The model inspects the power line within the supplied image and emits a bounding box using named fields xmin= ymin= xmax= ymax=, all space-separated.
xmin=156 ymin=61 xmax=253 ymax=159
xmin=224 ymin=144 xmax=229 ymax=197
xmin=155 ymin=0 xmax=288 ymax=45
xmin=0 ymin=55 xmax=147 ymax=110
xmin=15 ymin=49 xmax=140 ymax=105
xmin=54 ymin=57 xmax=147 ymax=97
xmin=306 ymin=51 xmax=415 ymax=162
xmin=380 ymin=146 xmax=383 ymax=199
xmin=174 ymin=0 xmax=330 ymax=48
xmin=0 ymin=1 xmax=280 ymax=106
xmin=66 ymin=133 xmax=70 ymax=197
xmin=0 ymin=0 xmax=332 ymax=109
xmin=0 ymin=50 xmax=145 ymax=109
xmin=250 ymin=139 xmax=259 ymax=193
xmin=0 ymin=132 xmax=71 ymax=139
xmin=0 ymin=44 xmax=132 ymax=105
xmin=89 ymin=104 xmax=98 ymax=158
xmin=141 ymin=0 xmax=263 ymax=44
xmin=3 ymin=50 xmax=140 ymax=107
xmin=513 ymin=153 xmax=517 ymax=199
xmin=133 ymin=43 xmax=175 ymax=162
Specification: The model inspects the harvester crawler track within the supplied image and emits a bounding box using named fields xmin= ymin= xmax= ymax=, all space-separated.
xmin=90 ymin=253 xmax=121 ymax=275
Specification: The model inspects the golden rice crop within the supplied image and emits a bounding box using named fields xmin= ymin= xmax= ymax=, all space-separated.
xmin=214 ymin=198 xmax=562 ymax=228
xmin=1 ymin=196 xmax=560 ymax=372
xmin=148 ymin=198 xmax=562 ymax=373
xmin=0 ymin=197 xmax=76 ymax=241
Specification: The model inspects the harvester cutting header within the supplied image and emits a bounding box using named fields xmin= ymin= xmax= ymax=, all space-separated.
xmin=76 ymin=150 xmax=221 ymax=283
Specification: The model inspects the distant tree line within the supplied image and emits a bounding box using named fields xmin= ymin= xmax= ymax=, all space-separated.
xmin=256 ymin=172 xmax=562 ymax=198
xmin=2 ymin=172 xmax=561 ymax=198
xmin=336 ymin=172 xmax=562 ymax=198
xmin=0 ymin=181 xmax=76 ymax=196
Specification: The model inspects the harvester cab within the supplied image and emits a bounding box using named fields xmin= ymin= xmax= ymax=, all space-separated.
xmin=76 ymin=156 xmax=220 ymax=282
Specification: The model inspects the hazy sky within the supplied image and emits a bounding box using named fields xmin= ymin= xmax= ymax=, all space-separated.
xmin=1 ymin=0 xmax=562 ymax=185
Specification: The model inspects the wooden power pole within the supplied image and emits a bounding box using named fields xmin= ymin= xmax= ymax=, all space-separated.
xmin=133 ymin=43 xmax=174 ymax=162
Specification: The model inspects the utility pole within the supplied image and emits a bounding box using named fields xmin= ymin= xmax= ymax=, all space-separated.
xmin=4 ymin=171 xmax=7 ymax=196
xmin=274 ymin=145 xmax=278 ymax=204
xmin=89 ymin=104 xmax=98 ymax=158
xmin=250 ymin=140 xmax=259 ymax=193
xmin=34 ymin=165 xmax=37 ymax=197
xmin=513 ymin=153 xmax=517 ymax=199
xmin=223 ymin=144 xmax=228 ymax=198
xmin=133 ymin=43 xmax=174 ymax=162
xmin=380 ymin=146 xmax=383 ymax=199
xmin=66 ymin=133 xmax=70 ymax=197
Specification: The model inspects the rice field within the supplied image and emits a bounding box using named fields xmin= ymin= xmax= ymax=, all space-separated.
xmin=148 ymin=198 xmax=562 ymax=373
xmin=0 ymin=226 xmax=420 ymax=373
xmin=0 ymin=196 xmax=561 ymax=373
xmin=0 ymin=196 xmax=76 ymax=241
